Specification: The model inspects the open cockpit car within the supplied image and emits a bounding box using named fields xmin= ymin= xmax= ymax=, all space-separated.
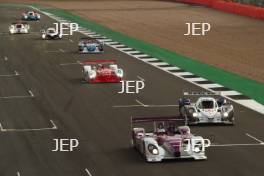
xmin=9 ymin=22 xmax=30 ymax=34
xmin=179 ymin=92 xmax=234 ymax=125
xmin=78 ymin=37 xmax=104 ymax=53
xmin=82 ymin=60 xmax=124 ymax=83
xmin=131 ymin=116 xmax=208 ymax=162
xmin=41 ymin=27 xmax=62 ymax=40
xmin=22 ymin=11 xmax=40 ymax=21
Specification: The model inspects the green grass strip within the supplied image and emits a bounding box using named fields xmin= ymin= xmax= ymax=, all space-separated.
xmin=34 ymin=6 xmax=264 ymax=105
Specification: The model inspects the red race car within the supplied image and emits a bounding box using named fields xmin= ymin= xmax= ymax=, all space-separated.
xmin=82 ymin=60 xmax=124 ymax=83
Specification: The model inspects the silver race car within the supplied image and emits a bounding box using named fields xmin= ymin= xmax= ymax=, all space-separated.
xmin=179 ymin=92 xmax=234 ymax=125
xmin=41 ymin=27 xmax=62 ymax=40
xmin=131 ymin=116 xmax=208 ymax=162
xmin=78 ymin=37 xmax=104 ymax=53
xmin=9 ymin=22 xmax=30 ymax=34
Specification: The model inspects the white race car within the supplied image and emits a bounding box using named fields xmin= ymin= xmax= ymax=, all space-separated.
xmin=9 ymin=22 xmax=30 ymax=34
xmin=41 ymin=27 xmax=62 ymax=40
xmin=131 ymin=116 xmax=208 ymax=162
xmin=179 ymin=92 xmax=234 ymax=125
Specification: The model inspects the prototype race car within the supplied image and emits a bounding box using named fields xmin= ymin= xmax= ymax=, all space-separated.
xmin=82 ymin=60 xmax=123 ymax=83
xmin=179 ymin=92 xmax=234 ymax=125
xmin=131 ymin=116 xmax=208 ymax=162
xmin=9 ymin=22 xmax=30 ymax=34
xmin=22 ymin=11 xmax=40 ymax=21
xmin=41 ymin=27 xmax=62 ymax=40
xmin=78 ymin=37 xmax=104 ymax=53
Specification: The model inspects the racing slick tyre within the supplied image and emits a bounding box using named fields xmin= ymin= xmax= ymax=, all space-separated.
xmin=79 ymin=46 xmax=84 ymax=52
xmin=99 ymin=45 xmax=103 ymax=51
xmin=179 ymin=106 xmax=185 ymax=117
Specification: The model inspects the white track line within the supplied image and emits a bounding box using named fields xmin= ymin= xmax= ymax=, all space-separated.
xmin=111 ymin=44 xmax=126 ymax=48
xmin=137 ymin=76 xmax=145 ymax=81
xmin=85 ymin=168 xmax=92 ymax=176
xmin=113 ymin=105 xmax=143 ymax=108
xmin=50 ymin=120 xmax=58 ymax=129
xmin=0 ymin=120 xmax=57 ymax=132
xmin=113 ymin=98 xmax=179 ymax=108
xmin=17 ymin=171 xmax=21 ymax=176
xmin=0 ymin=73 xmax=19 ymax=77
xmin=118 ymin=48 xmax=134 ymax=51
xmin=105 ymin=41 xmax=119 ymax=45
xmin=113 ymin=104 xmax=179 ymax=108
xmin=14 ymin=70 xmax=19 ymax=75
xmin=0 ymin=95 xmax=33 ymax=99
xmin=0 ymin=90 xmax=35 ymax=99
xmin=211 ymin=143 xmax=264 ymax=147
xmin=147 ymin=104 xmax=179 ymax=107
xmin=0 ymin=123 xmax=4 ymax=131
xmin=28 ymin=90 xmax=34 ymax=97
xmin=98 ymin=39 xmax=113 ymax=42
xmin=186 ymin=77 xmax=208 ymax=82
xmin=135 ymin=99 xmax=146 ymax=107
xmin=246 ymin=133 xmax=264 ymax=144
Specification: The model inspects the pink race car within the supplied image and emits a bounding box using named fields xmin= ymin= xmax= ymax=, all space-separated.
xmin=131 ymin=116 xmax=208 ymax=162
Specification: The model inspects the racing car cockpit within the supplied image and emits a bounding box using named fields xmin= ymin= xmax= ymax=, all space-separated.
xmin=16 ymin=24 xmax=22 ymax=28
xmin=155 ymin=122 xmax=166 ymax=135
xmin=197 ymin=98 xmax=217 ymax=110
xmin=28 ymin=11 xmax=34 ymax=16
xmin=47 ymin=28 xmax=56 ymax=34
xmin=217 ymin=97 xmax=227 ymax=107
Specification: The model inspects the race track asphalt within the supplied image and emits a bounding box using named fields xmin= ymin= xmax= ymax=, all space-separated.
xmin=0 ymin=6 xmax=263 ymax=176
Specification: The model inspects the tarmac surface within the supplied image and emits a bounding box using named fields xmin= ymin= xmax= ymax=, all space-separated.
xmin=0 ymin=6 xmax=263 ymax=176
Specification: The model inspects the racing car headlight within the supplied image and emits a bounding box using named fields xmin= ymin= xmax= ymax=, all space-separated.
xmin=223 ymin=112 xmax=228 ymax=117
xmin=192 ymin=112 xmax=198 ymax=117
xmin=9 ymin=29 xmax=14 ymax=33
xmin=116 ymin=69 xmax=123 ymax=78
xmin=188 ymin=108 xmax=194 ymax=114
xmin=147 ymin=144 xmax=159 ymax=155
xmin=89 ymin=71 xmax=96 ymax=79
xmin=41 ymin=34 xmax=46 ymax=39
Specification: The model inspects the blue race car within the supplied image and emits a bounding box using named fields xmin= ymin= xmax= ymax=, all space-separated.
xmin=78 ymin=38 xmax=104 ymax=53
xmin=22 ymin=11 xmax=40 ymax=21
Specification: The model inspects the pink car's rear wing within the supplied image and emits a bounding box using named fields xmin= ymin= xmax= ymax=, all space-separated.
xmin=131 ymin=116 xmax=185 ymax=124
xmin=82 ymin=60 xmax=117 ymax=65
xmin=131 ymin=116 xmax=187 ymax=131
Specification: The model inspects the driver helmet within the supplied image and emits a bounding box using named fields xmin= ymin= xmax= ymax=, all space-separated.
xmin=157 ymin=123 xmax=165 ymax=133
xmin=217 ymin=97 xmax=226 ymax=106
